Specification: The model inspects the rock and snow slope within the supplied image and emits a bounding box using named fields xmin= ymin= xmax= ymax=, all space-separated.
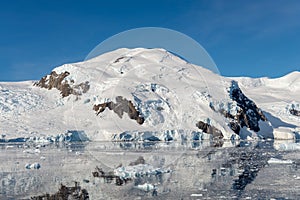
xmin=0 ymin=48 xmax=299 ymax=141
xmin=233 ymin=72 xmax=300 ymax=139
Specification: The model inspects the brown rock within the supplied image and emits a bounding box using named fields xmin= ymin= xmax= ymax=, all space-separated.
xmin=196 ymin=121 xmax=224 ymax=139
xmin=93 ymin=96 xmax=145 ymax=125
xmin=34 ymin=71 xmax=90 ymax=98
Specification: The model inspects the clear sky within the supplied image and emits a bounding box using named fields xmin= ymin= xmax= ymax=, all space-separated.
xmin=0 ymin=0 xmax=299 ymax=81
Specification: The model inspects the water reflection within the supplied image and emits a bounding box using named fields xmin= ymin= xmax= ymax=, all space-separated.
xmin=230 ymin=141 xmax=274 ymax=191
xmin=0 ymin=140 xmax=299 ymax=199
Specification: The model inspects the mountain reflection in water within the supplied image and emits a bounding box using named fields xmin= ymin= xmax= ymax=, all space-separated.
xmin=0 ymin=139 xmax=299 ymax=199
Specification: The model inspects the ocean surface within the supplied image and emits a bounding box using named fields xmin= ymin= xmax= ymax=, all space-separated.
xmin=0 ymin=139 xmax=299 ymax=199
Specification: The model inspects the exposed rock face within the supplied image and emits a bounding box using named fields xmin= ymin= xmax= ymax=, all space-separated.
xmin=290 ymin=109 xmax=300 ymax=116
xmin=229 ymin=121 xmax=241 ymax=134
xmin=209 ymin=106 xmax=241 ymax=135
xmin=228 ymin=80 xmax=267 ymax=132
xmin=34 ymin=71 xmax=90 ymax=97
xmin=113 ymin=56 xmax=125 ymax=63
xmin=196 ymin=121 xmax=223 ymax=139
xmin=93 ymin=96 xmax=145 ymax=125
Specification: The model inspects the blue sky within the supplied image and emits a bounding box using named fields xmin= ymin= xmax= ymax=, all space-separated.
xmin=0 ymin=0 xmax=299 ymax=81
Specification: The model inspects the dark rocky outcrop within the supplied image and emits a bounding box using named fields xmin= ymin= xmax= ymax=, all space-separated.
xmin=34 ymin=71 xmax=90 ymax=97
xmin=229 ymin=121 xmax=241 ymax=134
xmin=228 ymin=80 xmax=267 ymax=133
xmin=290 ymin=109 xmax=300 ymax=116
xmin=196 ymin=121 xmax=223 ymax=139
xmin=93 ymin=96 xmax=145 ymax=125
xmin=113 ymin=56 xmax=125 ymax=63
xmin=31 ymin=182 xmax=89 ymax=200
xmin=209 ymin=105 xmax=242 ymax=135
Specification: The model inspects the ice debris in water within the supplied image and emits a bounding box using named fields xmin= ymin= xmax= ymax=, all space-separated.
xmin=114 ymin=164 xmax=171 ymax=180
xmin=267 ymin=158 xmax=294 ymax=164
xmin=134 ymin=183 xmax=157 ymax=192
xmin=23 ymin=148 xmax=41 ymax=154
xmin=25 ymin=163 xmax=41 ymax=169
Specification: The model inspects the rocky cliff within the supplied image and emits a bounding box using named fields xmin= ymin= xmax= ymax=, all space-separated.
xmin=34 ymin=71 xmax=90 ymax=97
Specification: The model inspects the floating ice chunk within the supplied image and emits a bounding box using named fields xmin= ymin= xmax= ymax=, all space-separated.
xmin=191 ymin=194 xmax=203 ymax=197
xmin=25 ymin=162 xmax=41 ymax=169
xmin=273 ymin=141 xmax=300 ymax=151
xmin=273 ymin=127 xmax=295 ymax=140
xmin=32 ymin=163 xmax=41 ymax=169
xmin=134 ymin=183 xmax=156 ymax=192
xmin=34 ymin=149 xmax=41 ymax=154
xmin=268 ymin=158 xmax=294 ymax=164
xmin=25 ymin=163 xmax=31 ymax=169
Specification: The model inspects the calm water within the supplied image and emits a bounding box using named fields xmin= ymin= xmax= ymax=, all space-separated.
xmin=0 ymin=140 xmax=300 ymax=199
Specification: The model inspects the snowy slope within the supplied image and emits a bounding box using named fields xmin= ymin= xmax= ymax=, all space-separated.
xmin=0 ymin=48 xmax=299 ymax=141
xmin=233 ymin=72 xmax=300 ymax=139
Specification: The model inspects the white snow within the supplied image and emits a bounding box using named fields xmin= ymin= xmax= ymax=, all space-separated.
xmin=233 ymin=72 xmax=300 ymax=138
xmin=0 ymin=48 xmax=299 ymax=141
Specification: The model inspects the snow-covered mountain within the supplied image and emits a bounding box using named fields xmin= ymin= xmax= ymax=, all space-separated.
xmin=0 ymin=48 xmax=299 ymax=141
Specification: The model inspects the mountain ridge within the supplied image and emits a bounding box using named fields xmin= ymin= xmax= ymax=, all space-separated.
xmin=0 ymin=48 xmax=299 ymax=141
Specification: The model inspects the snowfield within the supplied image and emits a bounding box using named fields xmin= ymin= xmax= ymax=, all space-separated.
xmin=0 ymin=48 xmax=299 ymax=141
